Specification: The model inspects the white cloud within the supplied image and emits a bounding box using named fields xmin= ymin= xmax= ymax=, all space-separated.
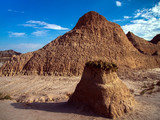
xmin=44 ymin=24 xmax=69 ymax=30
xmin=122 ymin=2 xmax=160 ymax=40
xmin=9 ymin=32 xmax=26 ymax=37
xmin=113 ymin=16 xmax=131 ymax=22
xmin=32 ymin=30 xmax=48 ymax=36
xmin=23 ymin=20 xmax=69 ymax=30
xmin=21 ymin=24 xmax=37 ymax=27
xmin=8 ymin=9 xmax=24 ymax=13
xmin=27 ymin=20 xmax=47 ymax=25
xmin=124 ymin=16 xmax=131 ymax=19
xmin=116 ymin=1 xmax=122 ymax=7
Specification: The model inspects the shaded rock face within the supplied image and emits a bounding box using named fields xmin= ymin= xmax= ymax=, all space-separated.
xmin=68 ymin=61 xmax=136 ymax=118
xmin=126 ymin=32 xmax=160 ymax=56
xmin=0 ymin=11 xmax=160 ymax=76
xmin=150 ymin=34 xmax=160 ymax=44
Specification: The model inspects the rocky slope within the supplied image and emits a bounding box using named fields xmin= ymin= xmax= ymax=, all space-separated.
xmin=150 ymin=34 xmax=160 ymax=44
xmin=126 ymin=32 xmax=160 ymax=56
xmin=0 ymin=50 xmax=21 ymax=67
xmin=0 ymin=11 xmax=160 ymax=76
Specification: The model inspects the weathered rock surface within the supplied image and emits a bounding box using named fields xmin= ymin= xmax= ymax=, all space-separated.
xmin=0 ymin=50 xmax=21 ymax=67
xmin=0 ymin=11 xmax=160 ymax=76
xmin=68 ymin=61 xmax=136 ymax=118
xmin=126 ymin=32 xmax=160 ymax=55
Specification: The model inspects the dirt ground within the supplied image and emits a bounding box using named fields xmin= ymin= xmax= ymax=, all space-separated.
xmin=0 ymin=68 xmax=160 ymax=120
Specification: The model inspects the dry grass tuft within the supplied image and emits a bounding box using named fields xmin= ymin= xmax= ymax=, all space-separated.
xmin=85 ymin=60 xmax=118 ymax=72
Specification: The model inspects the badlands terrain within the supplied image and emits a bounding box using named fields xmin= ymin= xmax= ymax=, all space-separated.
xmin=0 ymin=68 xmax=160 ymax=120
xmin=0 ymin=11 xmax=160 ymax=120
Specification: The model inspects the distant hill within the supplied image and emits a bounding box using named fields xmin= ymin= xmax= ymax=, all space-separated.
xmin=0 ymin=11 xmax=160 ymax=76
xmin=150 ymin=34 xmax=160 ymax=44
xmin=0 ymin=50 xmax=21 ymax=67
xmin=126 ymin=32 xmax=160 ymax=56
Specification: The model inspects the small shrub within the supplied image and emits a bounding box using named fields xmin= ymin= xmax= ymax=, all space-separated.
xmin=85 ymin=60 xmax=118 ymax=72
xmin=3 ymin=95 xmax=12 ymax=100
xmin=140 ymin=89 xmax=147 ymax=95
xmin=0 ymin=93 xmax=12 ymax=100
xmin=140 ymin=83 xmax=155 ymax=95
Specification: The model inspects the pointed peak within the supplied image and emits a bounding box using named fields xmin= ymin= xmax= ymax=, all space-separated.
xmin=126 ymin=31 xmax=134 ymax=36
xmin=74 ymin=11 xmax=107 ymax=29
xmin=150 ymin=34 xmax=160 ymax=44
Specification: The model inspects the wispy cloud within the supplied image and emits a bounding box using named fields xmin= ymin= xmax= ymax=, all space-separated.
xmin=116 ymin=1 xmax=122 ymax=7
xmin=9 ymin=32 xmax=26 ymax=37
xmin=32 ymin=30 xmax=48 ymax=36
xmin=23 ymin=20 xmax=69 ymax=30
xmin=122 ymin=1 xmax=160 ymax=40
xmin=21 ymin=24 xmax=37 ymax=27
xmin=124 ymin=16 xmax=131 ymax=19
xmin=8 ymin=9 xmax=24 ymax=13
xmin=113 ymin=16 xmax=131 ymax=22
xmin=113 ymin=19 xmax=123 ymax=22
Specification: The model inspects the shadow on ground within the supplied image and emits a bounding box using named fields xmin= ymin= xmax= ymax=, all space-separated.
xmin=11 ymin=101 xmax=102 ymax=118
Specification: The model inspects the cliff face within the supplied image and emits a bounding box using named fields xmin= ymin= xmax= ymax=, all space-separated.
xmin=126 ymin=32 xmax=160 ymax=56
xmin=0 ymin=11 xmax=160 ymax=76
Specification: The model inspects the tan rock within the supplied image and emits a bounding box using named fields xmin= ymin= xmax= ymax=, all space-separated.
xmin=0 ymin=11 xmax=160 ymax=76
xmin=68 ymin=61 xmax=136 ymax=119
xmin=39 ymin=96 xmax=46 ymax=103
xmin=126 ymin=32 xmax=160 ymax=56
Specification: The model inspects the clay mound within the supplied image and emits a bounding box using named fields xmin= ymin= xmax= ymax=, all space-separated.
xmin=0 ymin=50 xmax=21 ymax=58
xmin=150 ymin=34 xmax=160 ymax=44
xmin=126 ymin=32 xmax=160 ymax=55
xmin=68 ymin=60 xmax=136 ymax=118
xmin=0 ymin=50 xmax=21 ymax=67
xmin=0 ymin=11 xmax=160 ymax=76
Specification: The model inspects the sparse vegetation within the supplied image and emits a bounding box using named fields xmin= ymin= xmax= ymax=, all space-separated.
xmin=0 ymin=92 xmax=12 ymax=100
xmin=140 ymin=83 xmax=156 ymax=95
xmin=85 ymin=60 xmax=118 ymax=72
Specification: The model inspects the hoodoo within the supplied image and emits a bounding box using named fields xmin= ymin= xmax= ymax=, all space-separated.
xmin=0 ymin=11 xmax=160 ymax=76
xmin=68 ymin=60 xmax=136 ymax=118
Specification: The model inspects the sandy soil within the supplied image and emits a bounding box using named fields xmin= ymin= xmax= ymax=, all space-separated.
xmin=0 ymin=68 xmax=160 ymax=120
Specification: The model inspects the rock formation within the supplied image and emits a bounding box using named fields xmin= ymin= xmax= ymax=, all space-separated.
xmin=0 ymin=11 xmax=160 ymax=76
xmin=0 ymin=50 xmax=21 ymax=67
xmin=68 ymin=60 xmax=136 ymax=118
xmin=150 ymin=34 xmax=160 ymax=44
xmin=126 ymin=32 xmax=160 ymax=56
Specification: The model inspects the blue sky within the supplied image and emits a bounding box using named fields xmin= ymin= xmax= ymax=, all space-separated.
xmin=0 ymin=0 xmax=160 ymax=53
